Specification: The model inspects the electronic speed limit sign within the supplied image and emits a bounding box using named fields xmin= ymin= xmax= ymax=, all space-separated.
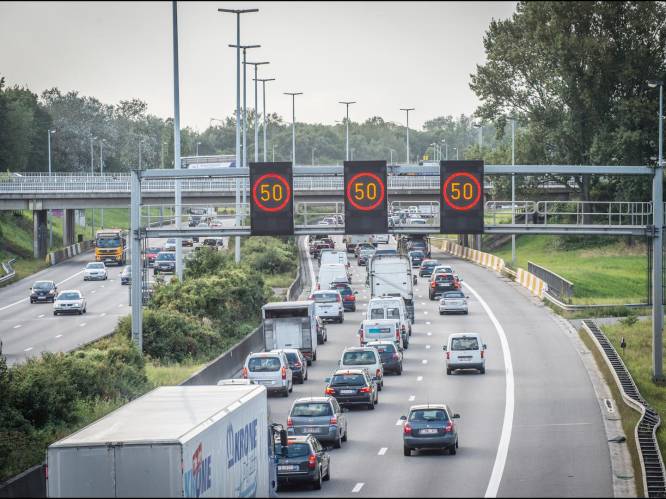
xmin=440 ymin=160 xmax=484 ymax=234
xmin=249 ymin=162 xmax=294 ymax=235
xmin=344 ymin=160 xmax=388 ymax=234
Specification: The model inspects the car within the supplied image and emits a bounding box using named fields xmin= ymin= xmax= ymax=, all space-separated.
xmin=408 ymin=250 xmax=426 ymax=268
xmin=366 ymin=340 xmax=403 ymax=375
xmin=164 ymin=238 xmax=177 ymax=251
xmin=357 ymin=247 xmax=376 ymax=266
xmin=432 ymin=264 xmax=460 ymax=280
xmin=153 ymin=251 xmax=176 ymax=274
xmin=188 ymin=215 xmax=201 ymax=227
xmin=373 ymin=248 xmax=398 ymax=257
xmin=321 ymin=217 xmax=339 ymax=225
xmin=407 ymin=217 xmax=427 ymax=225
xmin=29 ymin=280 xmax=57 ymax=303
xmin=419 ymin=259 xmax=439 ymax=277
xmin=53 ymin=289 xmax=87 ymax=315
xmin=83 ymin=262 xmax=108 ymax=281
xmin=120 ymin=265 xmax=131 ymax=285
xmin=310 ymin=290 xmax=344 ymax=324
xmin=324 ymin=368 xmax=378 ymax=410
xmin=275 ymin=435 xmax=331 ymax=490
xmin=181 ymin=238 xmax=193 ymax=247
xmin=209 ymin=218 xmax=225 ymax=229
xmin=367 ymin=296 xmax=412 ymax=340
xmin=144 ymin=246 xmax=162 ymax=267
xmin=429 ymin=272 xmax=460 ymax=300
xmin=283 ymin=348 xmax=308 ymax=384
xmin=401 ymin=404 xmax=460 ymax=456
xmin=374 ymin=234 xmax=390 ymax=244
xmin=311 ymin=242 xmax=332 ymax=259
xmin=337 ymin=346 xmax=384 ymax=390
xmin=320 ymin=238 xmax=335 ymax=249
xmin=444 ymin=333 xmax=486 ymax=375
xmin=359 ymin=319 xmax=403 ymax=350
xmin=242 ymin=351 xmax=293 ymax=396
xmin=192 ymin=222 xmax=209 ymax=243
xmin=439 ymin=291 xmax=469 ymax=315
xmin=315 ymin=316 xmax=328 ymax=345
xmin=354 ymin=243 xmax=375 ymax=258
xmin=287 ymin=396 xmax=348 ymax=447
xmin=329 ymin=282 xmax=357 ymax=312
xmin=317 ymin=219 xmax=330 ymax=226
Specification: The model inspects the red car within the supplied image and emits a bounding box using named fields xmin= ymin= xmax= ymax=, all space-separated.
xmin=144 ymin=246 xmax=163 ymax=267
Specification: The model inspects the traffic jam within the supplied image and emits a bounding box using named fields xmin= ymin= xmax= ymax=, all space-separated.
xmin=241 ymin=232 xmax=487 ymax=492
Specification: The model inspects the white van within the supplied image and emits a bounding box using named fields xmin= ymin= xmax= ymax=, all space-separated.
xmin=366 ymin=297 xmax=411 ymax=348
xmin=318 ymin=263 xmax=349 ymax=290
xmin=359 ymin=319 xmax=402 ymax=349
xmin=444 ymin=333 xmax=486 ymax=375
xmin=320 ymin=249 xmax=349 ymax=267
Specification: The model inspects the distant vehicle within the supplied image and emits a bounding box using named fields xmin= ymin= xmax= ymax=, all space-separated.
xmin=374 ymin=234 xmax=390 ymax=244
xmin=357 ymin=247 xmax=376 ymax=266
xmin=419 ymin=259 xmax=439 ymax=277
xmin=324 ymin=368 xmax=378 ymax=410
xmin=407 ymin=217 xmax=427 ymax=225
xmin=243 ymin=351 xmax=293 ymax=397
xmin=53 ymin=290 xmax=86 ymax=316
xmin=368 ymin=254 xmax=415 ymax=322
xmin=401 ymin=404 xmax=460 ymax=456
xmin=315 ymin=316 xmax=328 ymax=345
xmin=275 ymin=435 xmax=331 ymax=491
xmin=282 ymin=348 xmax=308 ymax=384
xmin=120 ymin=265 xmax=131 ymax=285
xmin=329 ymin=282 xmax=357 ymax=312
xmin=366 ymin=340 xmax=403 ymax=375
xmin=432 ymin=264 xmax=459 ymax=280
xmin=343 ymin=234 xmax=375 ymax=253
xmin=310 ymin=290 xmax=344 ymax=324
xmin=83 ymin=262 xmax=108 ymax=281
xmin=181 ymin=238 xmax=193 ymax=247
xmin=444 ymin=333 xmax=486 ymax=374
xmin=30 ymin=280 xmax=57 ymax=303
xmin=317 ymin=263 xmax=349 ymax=290
xmin=354 ymin=242 xmax=376 ymax=258
xmin=408 ymin=250 xmax=425 ymax=268
xmin=429 ymin=273 xmax=460 ymax=300
xmin=201 ymin=237 xmax=223 ymax=250
xmin=262 ymin=301 xmax=318 ymax=365
xmin=95 ymin=229 xmax=127 ymax=265
xmin=144 ymin=246 xmax=162 ymax=267
xmin=287 ymin=396 xmax=348 ymax=448
xmin=359 ymin=319 xmax=402 ymax=350
xmin=338 ymin=346 xmax=384 ymax=390
xmin=164 ymin=238 xmax=177 ymax=251
xmin=367 ymin=296 xmax=411 ymax=345
xmin=439 ymin=290 xmax=468 ymax=315
xmin=319 ymin=249 xmax=349 ymax=267
xmin=320 ymin=216 xmax=339 ymax=225
xmin=153 ymin=251 xmax=176 ymax=274
xmin=372 ymin=248 xmax=398 ymax=258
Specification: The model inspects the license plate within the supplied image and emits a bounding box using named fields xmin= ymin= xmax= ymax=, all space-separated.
xmin=421 ymin=429 xmax=438 ymax=434
xmin=340 ymin=389 xmax=355 ymax=394
xmin=279 ymin=465 xmax=298 ymax=471
xmin=259 ymin=380 xmax=275 ymax=385
xmin=38 ymin=297 xmax=46 ymax=300
xmin=458 ymin=357 xmax=472 ymax=361
xmin=304 ymin=427 xmax=320 ymax=433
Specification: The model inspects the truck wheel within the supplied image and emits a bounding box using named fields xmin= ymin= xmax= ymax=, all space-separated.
xmin=313 ymin=351 xmax=317 ymax=361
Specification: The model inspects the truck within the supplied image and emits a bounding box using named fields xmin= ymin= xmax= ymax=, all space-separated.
xmin=262 ymin=301 xmax=318 ymax=364
xmin=368 ymin=254 xmax=415 ymax=322
xmin=47 ymin=385 xmax=281 ymax=498
xmin=317 ymin=263 xmax=350 ymax=289
xmin=343 ymin=234 xmax=376 ymax=253
xmin=95 ymin=229 xmax=127 ymax=266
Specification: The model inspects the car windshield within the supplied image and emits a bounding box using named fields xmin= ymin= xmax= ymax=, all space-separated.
xmin=291 ymin=403 xmax=332 ymax=417
xmin=248 ymin=356 xmax=281 ymax=372
xmin=285 ymin=352 xmax=300 ymax=363
xmin=370 ymin=308 xmax=385 ymax=319
xmin=386 ymin=307 xmax=401 ymax=319
xmin=330 ymin=374 xmax=366 ymax=386
xmin=333 ymin=286 xmax=352 ymax=296
xmin=410 ymin=251 xmax=425 ymax=258
xmin=422 ymin=261 xmax=437 ymax=268
xmin=58 ymin=292 xmax=80 ymax=300
xmin=157 ymin=253 xmax=175 ymax=261
xmin=444 ymin=292 xmax=465 ymax=299
xmin=275 ymin=443 xmax=311 ymax=458
xmin=342 ymin=351 xmax=377 ymax=365
xmin=314 ymin=293 xmax=339 ymax=303
xmin=409 ymin=409 xmax=448 ymax=422
xmin=451 ymin=337 xmax=480 ymax=351
xmin=122 ymin=266 xmax=131 ymax=274
xmin=370 ymin=343 xmax=395 ymax=354
xmin=86 ymin=263 xmax=105 ymax=269
xmin=33 ymin=281 xmax=53 ymax=290
xmin=147 ymin=247 xmax=162 ymax=253
xmin=96 ymin=237 xmax=120 ymax=248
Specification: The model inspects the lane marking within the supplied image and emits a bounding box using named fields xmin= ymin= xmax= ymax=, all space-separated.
xmin=409 ymin=395 xmax=415 ymax=402
xmin=427 ymin=332 xmax=432 ymax=337
xmin=425 ymin=345 xmax=431 ymax=350
xmin=80 ymin=323 xmax=87 ymax=327
xmin=378 ymin=447 xmax=388 ymax=456
xmin=14 ymin=324 xmax=22 ymax=329
xmin=421 ymin=302 xmax=426 ymax=306
xmin=91 ymin=290 xmax=96 ymax=294
xmin=101 ymin=312 xmax=107 ymax=317
xmin=55 ymin=334 xmax=63 ymax=338
xmin=462 ymin=281 xmax=514 ymax=499
xmin=118 ymin=304 xmax=124 ymax=307
xmin=395 ymin=419 xmax=403 ymax=426
xmin=417 ymin=376 xmax=423 ymax=382
xmin=303 ymin=237 xmax=317 ymax=294
xmin=0 ymin=269 xmax=86 ymax=311
xmin=422 ymin=359 xmax=428 ymax=364
xmin=352 ymin=483 xmax=364 ymax=493
xmin=38 ymin=314 xmax=45 ymax=318
xmin=424 ymin=311 xmax=429 ymax=315
xmin=24 ymin=347 xmax=32 ymax=352
xmin=426 ymin=321 xmax=431 ymax=325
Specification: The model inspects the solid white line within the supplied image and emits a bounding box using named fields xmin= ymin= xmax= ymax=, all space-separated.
xmin=417 ymin=376 xmax=423 ymax=381
xmin=378 ymin=447 xmax=388 ymax=456
xmin=352 ymin=483 xmax=364 ymax=493
xmin=463 ymin=281 xmax=514 ymax=498
xmin=302 ymin=237 xmax=317 ymax=294
xmin=13 ymin=324 xmax=22 ymax=329
xmin=408 ymin=395 xmax=415 ymax=401
xmin=24 ymin=347 xmax=32 ymax=352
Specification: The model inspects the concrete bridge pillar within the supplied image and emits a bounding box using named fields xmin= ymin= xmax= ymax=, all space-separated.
xmin=33 ymin=210 xmax=48 ymax=259
xmin=62 ymin=209 xmax=76 ymax=247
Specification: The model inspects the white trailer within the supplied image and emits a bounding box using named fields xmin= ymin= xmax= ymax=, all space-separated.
xmin=368 ymin=254 xmax=415 ymax=321
xmin=343 ymin=234 xmax=376 ymax=252
xmin=47 ymin=385 xmax=272 ymax=498
xmin=262 ymin=301 xmax=318 ymax=364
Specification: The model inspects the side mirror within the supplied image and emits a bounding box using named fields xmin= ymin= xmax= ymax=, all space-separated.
xmin=324 ymin=377 xmax=331 ymax=383
xmin=483 ymin=344 xmax=487 ymax=350
xmin=452 ymin=413 xmax=460 ymax=419
xmin=399 ymin=415 xmax=407 ymax=421
xmin=442 ymin=345 xmax=447 ymax=351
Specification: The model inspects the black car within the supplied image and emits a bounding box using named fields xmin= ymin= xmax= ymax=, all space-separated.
xmin=29 ymin=280 xmax=57 ymax=303
xmin=419 ymin=259 xmax=439 ymax=277
xmin=154 ymin=252 xmax=176 ymax=274
xmin=330 ymin=282 xmax=357 ymax=311
xmin=324 ymin=369 xmax=378 ymax=410
xmin=284 ymin=349 xmax=308 ymax=384
xmin=367 ymin=340 xmax=403 ymax=375
xmin=429 ymin=272 xmax=460 ymax=300
xmin=409 ymin=250 xmax=425 ymax=268
xmin=276 ymin=435 xmax=330 ymax=491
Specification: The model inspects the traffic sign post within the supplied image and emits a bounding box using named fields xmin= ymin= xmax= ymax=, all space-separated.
xmin=249 ymin=162 xmax=294 ymax=235
xmin=343 ymin=160 xmax=388 ymax=234
xmin=440 ymin=160 xmax=484 ymax=234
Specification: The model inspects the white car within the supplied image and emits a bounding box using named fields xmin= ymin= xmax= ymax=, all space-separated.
xmin=444 ymin=333 xmax=486 ymax=375
xmin=83 ymin=262 xmax=108 ymax=281
xmin=338 ymin=346 xmax=384 ymax=390
xmin=311 ymin=290 xmax=344 ymax=323
xmin=374 ymin=234 xmax=390 ymax=244
xmin=53 ymin=289 xmax=87 ymax=316
xmin=164 ymin=238 xmax=177 ymax=251
xmin=439 ymin=290 xmax=469 ymax=315
xmin=432 ymin=265 xmax=461 ymax=281
xmin=407 ymin=217 xmax=427 ymax=225
xmin=242 ymin=351 xmax=293 ymax=397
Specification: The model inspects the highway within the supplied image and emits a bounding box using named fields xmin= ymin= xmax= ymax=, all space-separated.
xmin=266 ymin=237 xmax=612 ymax=497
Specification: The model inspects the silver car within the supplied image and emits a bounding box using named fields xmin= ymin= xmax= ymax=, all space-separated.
xmin=439 ymin=291 xmax=469 ymax=315
xmin=53 ymin=290 xmax=87 ymax=316
xmin=242 ymin=351 xmax=293 ymax=396
xmin=287 ymin=396 xmax=348 ymax=448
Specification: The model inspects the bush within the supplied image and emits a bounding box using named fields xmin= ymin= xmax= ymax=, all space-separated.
xmin=184 ymin=246 xmax=234 ymax=280
xmin=242 ymin=237 xmax=297 ymax=274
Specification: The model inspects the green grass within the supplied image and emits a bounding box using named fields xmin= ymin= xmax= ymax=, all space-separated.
xmin=491 ymin=235 xmax=648 ymax=304
xmin=265 ymin=271 xmax=297 ymax=288
xmin=145 ymin=361 xmax=207 ymax=387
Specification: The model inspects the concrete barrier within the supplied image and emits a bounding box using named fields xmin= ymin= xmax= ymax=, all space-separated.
xmin=516 ymin=267 xmax=547 ymax=298
xmin=45 ymin=240 xmax=93 ymax=266
xmin=440 ymin=240 xmax=506 ymax=274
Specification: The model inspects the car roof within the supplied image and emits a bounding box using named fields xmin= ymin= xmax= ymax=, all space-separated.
xmin=366 ymin=340 xmax=396 ymax=346
xmin=410 ymin=404 xmax=448 ymax=411
xmin=286 ymin=435 xmax=312 ymax=443
xmin=342 ymin=346 xmax=379 ymax=353
xmin=58 ymin=289 xmax=81 ymax=294
xmin=279 ymin=348 xmax=303 ymax=354
xmin=293 ymin=396 xmax=332 ymax=404
xmin=448 ymin=332 xmax=481 ymax=339
xmin=33 ymin=280 xmax=55 ymax=284
xmin=249 ymin=351 xmax=282 ymax=357
xmin=313 ymin=289 xmax=340 ymax=294
xmin=333 ymin=368 xmax=367 ymax=375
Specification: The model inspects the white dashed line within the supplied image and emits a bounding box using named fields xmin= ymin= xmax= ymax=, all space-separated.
xmin=13 ymin=324 xmax=22 ymax=329
xmin=55 ymin=334 xmax=63 ymax=338
xmin=425 ymin=345 xmax=431 ymax=350
xmin=100 ymin=285 xmax=105 ymax=289
xmin=417 ymin=376 xmax=423 ymax=382
xmin=426 ymin=321 xmax=431 ymax=325
xmin=352 ymin=483 xmax=365 ymax=493
xmin=424 ymin=311 xmax=429 ymax=315
xmin=38 ymin=314 xmax=45 ymax=319
xmin=118 ymin=304 xmax=124 ymax=307
xmin=409 ymin=395 xmax=416 ymax=402
xmin=395 ymin=419 xmax=403 ymax=426
xmin=91 ymin=290 xmax=96 ymax=294
xmin=378 ymin=447 xmax=388 ymax=456
xmin=421 ymin=302 xmax=426 ymax=306
xmin=422 ymin=359 xmax=428 ymax=365
xmin=101 ymin=312 xmax=107 ymax=317
xmin=24 ymin=347 xmax=33 ymax=352
xmin=427 ymin=332 xmax=432 ymax=337
xmin=80 ymin=323 xmax=87 ymax=327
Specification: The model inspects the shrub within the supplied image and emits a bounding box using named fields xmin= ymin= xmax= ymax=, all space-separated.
xmin=242 ymin=237 xmax=297 ymax=274
xmin=184 ymin=246 xmax=234 ymax=280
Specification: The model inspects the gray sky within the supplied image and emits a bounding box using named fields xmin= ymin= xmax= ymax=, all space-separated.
xmin=0 ymin=1 xmax=516 ymax=130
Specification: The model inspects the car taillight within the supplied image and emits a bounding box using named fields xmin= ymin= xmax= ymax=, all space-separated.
xmin=347 ymin=295 xmax=355 ymax=301
xmin=359 ymin=386 xmax=371 ymax=393
xmin=376 ymin=368 xmax=381 ymax=378
xmin=446 ymin=352 xmax=450 ymax=360
xmin=308 ymin=454 xmax=317 ymax=469
xmin=480 ymin=350 xmax=484 ymax=359
xmin=294 ymin=361 xmax=302 ymax=368
xmin=444 ymin=421 xmax=453 ymax=433
xmin=325 ymin=387 xmax=335 ymax=395
xmin=287 ymin=417 xmax=293 ymax=428
xmin=242 ymin=367 xmax=248 ymax=379
xmin=431 ymin=281 xmax=436 ymax=288
xmin=281 ymin=367 xmax=287 ymax=380
xmin=392 ymin=353 xmax=400 ymax=360
xmin=403 ymin=423 xmax=412 ymax=435
xmin=329 ymin=416 xmax=337 ymax=425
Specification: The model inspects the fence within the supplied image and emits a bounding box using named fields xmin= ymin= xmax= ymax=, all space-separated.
xmin=528 ymin=261 xmax=574 ymax=302
xmin=0 ymin=258 xmax=17 ymax=285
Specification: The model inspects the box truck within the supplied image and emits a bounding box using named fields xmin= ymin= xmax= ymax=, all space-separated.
xmin=262 ymin=301 xmax=318 ymax=364
xmin=47 ymin=385 xmax=277 ymax=498
xmin=343 ymin=234 xmax=376 ymax=252
xmin=368 ymin=254 xmax=415 ymax=322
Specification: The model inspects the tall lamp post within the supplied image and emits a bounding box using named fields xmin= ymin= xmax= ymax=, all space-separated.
xmin=510 ymin=116 xmax=517 ymax=268
xmin=100 ymin=139 xmax=106 ymax=227
xmin=256 ymin=78 xmax=275 ymax=161
xmin=648 ymin=78 xmax=664 ymax=380
xmin=389 ymin=148 xmax=395 ymax=164
xmin=473 ymin=123 xmax=483 ymax=149
xmin=400 ymin=108 xmax=414 ymax=164
xmin=47 ymin=129 xmax=55 ymax=175
xmin=284 ymin=92 xmax=303 ymax=164
xmin=196 ymin=141 xmax=202 ymax=156
xmin=246 ymin=61 xmax=269 ymax=163
xmin=89 ymin=134 xmax=96 ymax=173
xmin=452 ymin=147 xmax=459 ymax=160
xmin=339 ymin=101 xmax=356 ymax=161
xmin=219 ymin=7 xmax=259 ymax=265
xmin=228 ymin=44 xmax=261 ymax=167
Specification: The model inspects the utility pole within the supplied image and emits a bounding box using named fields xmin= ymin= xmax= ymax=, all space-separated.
xmin=172 ymin=0 xmax=183 ymax=281
xmin=284 ymin=92 xmax=303 ymax=165
xmin=89 ymin=133 xmax=96 ymax=173
xmin=47 ymin=129 xmax=55 ymax=175
xmin=256 ymin=78 xmax=275 ymax=161
xmin=100 ymin=140 xmax=105 ymax=228
xmin=219 ymin=7 xmax=259 ymax=264
xmin=511 ymin=117 xmax=516 ymax=268
xmin=339 ymin=101 xmax=355 ymax=161
xmin=400 ymin=108 xmax=414 ymax=164
xmin=247 ymin=62 xmax=269 ymax=163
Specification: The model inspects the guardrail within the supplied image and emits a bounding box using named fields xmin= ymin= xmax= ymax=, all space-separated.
xmin=528 ymin=261 xmax=574 ymax=302
xmin=0 ymin=258 xmax=17 ymax=285
xmin=582 ymin=320 xmax=666 ymax=498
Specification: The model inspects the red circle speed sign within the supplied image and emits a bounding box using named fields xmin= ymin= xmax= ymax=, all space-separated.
xmin=443 ymin=172 xmax=482 ymax=212
xmin=252 ymin=173 xmax=291 ymax=213
xmin=346 ymin=172 xmax=386 ymax=211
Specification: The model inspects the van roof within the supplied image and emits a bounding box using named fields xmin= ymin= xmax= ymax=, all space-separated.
xmin=263 ymin=300 xmax=313 ymax=309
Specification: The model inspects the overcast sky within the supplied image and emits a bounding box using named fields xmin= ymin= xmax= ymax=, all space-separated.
xmin=0 ymin=1 xmax=516 ymax=131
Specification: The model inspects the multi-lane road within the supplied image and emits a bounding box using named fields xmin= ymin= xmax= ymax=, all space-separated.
xmin=267 ymin=237 xmax=612 ymax=497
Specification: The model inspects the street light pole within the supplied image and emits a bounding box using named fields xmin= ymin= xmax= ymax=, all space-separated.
xmin=473 ymin=123 xmax=483 ymax=149
xmin=389 ymin=149 xmax=394 ymax=164
xmin=339 ymin=101 xmax=355 ymax=161
xmin=311 ymin=147 xmax=316 ymax=166
xmin=246 ymin=61 xmax=269 ymax=163
xmin=196 ymin=141 xmax=201 ymax=156
xmin=400 ymin=108 xmax=414 ymax=164
xmin=47 ymin=129 xmax=55 ymax=175
xmin=284 ymin=92 xmax=303 ymax=164
xmin=171 ymin=0 xmax=183 ymax=282
xmin=256 ymin=78 xmax=275 ymax=161
xmin=511 ymin=117 xmax=516 ymax=268
xmin=100 ymin=140 xmax=105 ymax=227
xmin=219 ymin=8 xmax=259 ymax=265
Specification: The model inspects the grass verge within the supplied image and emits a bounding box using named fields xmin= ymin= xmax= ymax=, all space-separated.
xmin=145 ymin=361 xmax=207 ymax=387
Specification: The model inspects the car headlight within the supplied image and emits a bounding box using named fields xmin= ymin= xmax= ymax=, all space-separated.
xmin=72 ymin=303 xmax=81 ymax=307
